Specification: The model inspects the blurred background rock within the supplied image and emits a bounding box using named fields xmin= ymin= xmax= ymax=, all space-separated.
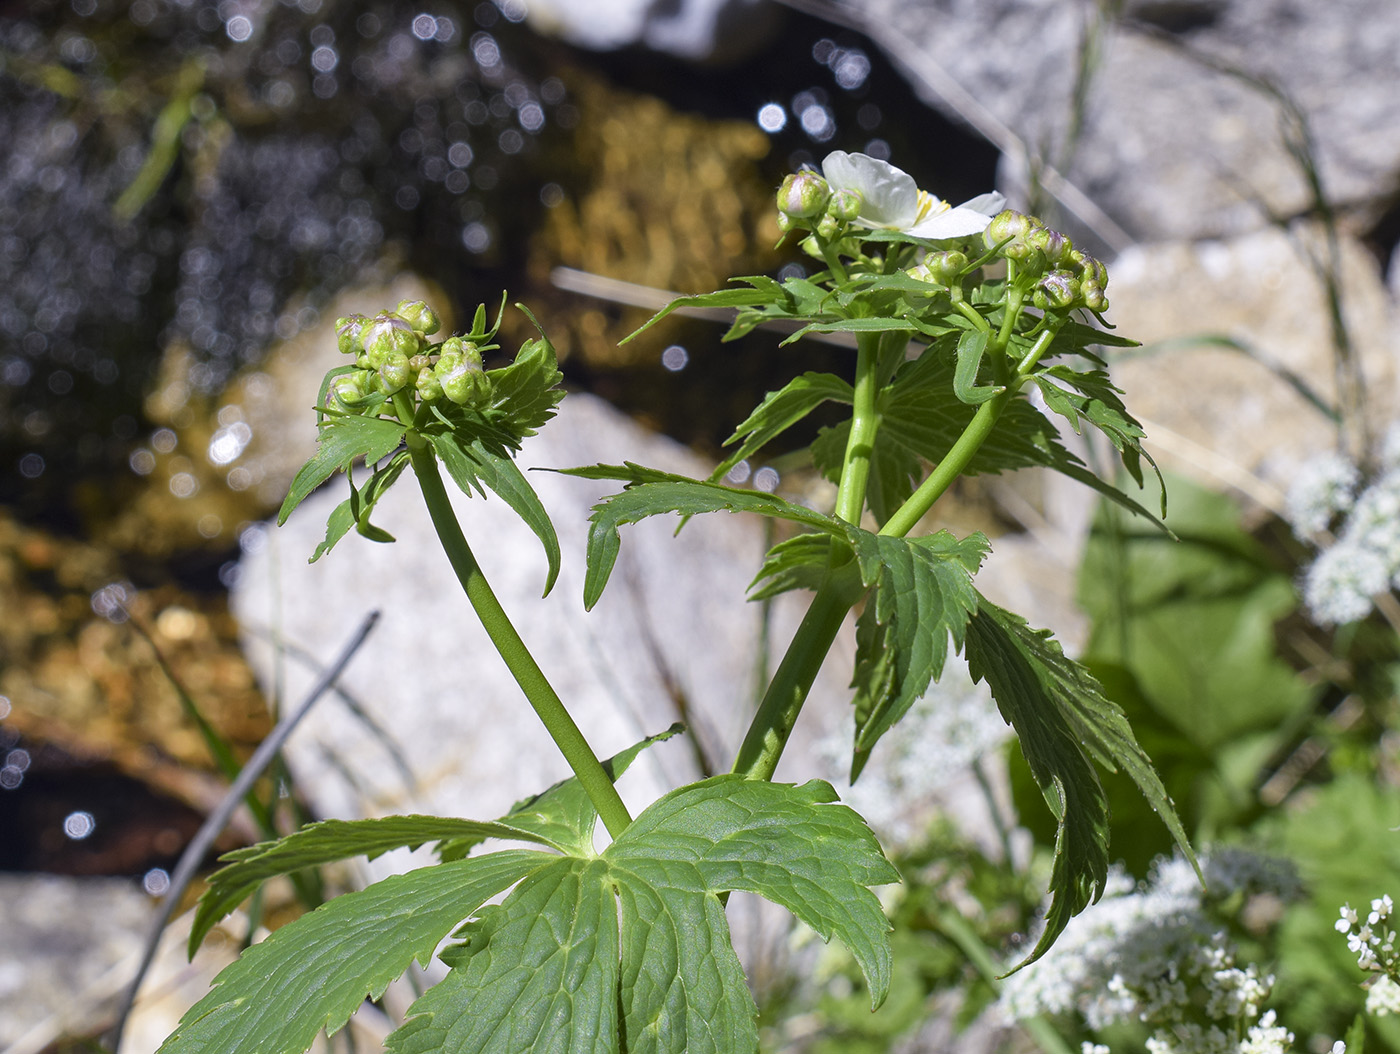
xmin=2 ymin=0 xmax=1398 ymax=1050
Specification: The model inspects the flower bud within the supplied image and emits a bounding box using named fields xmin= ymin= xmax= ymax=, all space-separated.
xmin=1026 ymin=226 xmax=1072 ymax=268
xmin=1080 ymin=280 xmax=1108 ymax=313
xmin=416 ymin=365 xmax=444 ymax=402
xmin=335 ymin=315 xmax=369 ymax=355
xmin=983 ymin=209 xmax=1033 ymax=251
xmin=777 ymin=170 xmax=831 ymax=219
xmin=396 ymin=299 xmax=441 ymax=335
xmin=439 ymin=356 xmax=491 ymax=406
xmin=923 ymin=250 xmax=968 ymax=286
xmin=437 ymin=336 xmax=484 ymax=368
xmin=1033 ymin=270 xmax=1080 ymax=311
xmin=409 ymin=353 xmax=431 ymax=373
xmin=816 ymin=212 xmax=843 ymax=240
xmin=378 ymin=351 xmax=412 ymax=395
xmin=826 ymin=187 xmax=862 ymax=223
xmin=329 ymin=369 xmax=371 ymax=409
xmin=361 ymin=313 xmax=419 ymax=367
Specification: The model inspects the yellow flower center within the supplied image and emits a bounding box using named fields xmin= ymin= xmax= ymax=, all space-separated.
xmin=913 ymin=189 xmax=951 ymax=226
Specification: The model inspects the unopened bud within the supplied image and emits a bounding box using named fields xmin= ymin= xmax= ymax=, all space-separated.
xmin=361 ymin=313 xmax=419 ymax=367
xmin=1026 ymin=226 xmax=1072 ymax=268
xmin=378 ymin=351 xmax=412 ymax=395
xmin=335 ymin=315 xmax=369 ymax=355
xmin=816 ymin=212 xmax=843 ymax=240
xmin=826 ymin=188 xmax=862 ymax=223
xmin=329 ymin=369 xmax=371 ymax=409
xmin=437 ymin=336 xmax=484 ymax=368
xmin=983 ymin=210 xmax=1033 ymax=251
xmin=1033 ymin=270 xmax=1079 ymax=311
xmin=439 ymin=357 xmax=491 ymax=406
xmin=416 ymin=366 xmax=444 ymax=402
xmin=1080 ymin=280 xmax=1108 ymax=313
xmin=396 ymin=299 xmax=441 ymax=335
xmin=923 ymin=250 xmax=968 ymax=286
xmin=777 ymin=170 xmax=831 ymax=219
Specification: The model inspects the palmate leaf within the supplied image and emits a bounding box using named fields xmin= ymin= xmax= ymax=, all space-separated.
xmin=159 ymin=850 xmax=554 ymax=1054
xmin=164 ymin=757 xmax=895 ymax=1054
xmin=278 ymin=411 xmax=408 ymax=526
xmin=188 ymin=817 xmax=564 ymax=955
xmin=386 ymin=776 xmax=899 ymax=1054
xmin=962 ymin=594 xmax=1193 ymax=968
xmin=562 ymin=464 xmax=848 ymax=609
xmin=847 ymin=531 xmax=989 ymax=779
xmin=310 ymin=451 xmax=410 ymax=562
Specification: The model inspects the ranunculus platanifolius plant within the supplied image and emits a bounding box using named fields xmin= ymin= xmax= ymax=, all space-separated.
xmin=159 ymin=153 xmax=1192 ymax=1054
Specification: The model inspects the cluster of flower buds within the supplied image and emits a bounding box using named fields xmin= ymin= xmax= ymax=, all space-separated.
xmin=776 ymin=170 xmax=861 ymax=241
xmin=905 ymin=249 xmax=971 ymax=289
xmin=331 ymin=300 xmax=492 ymax=412
xmin=982 ymin=210 xmax=1110 ymax=313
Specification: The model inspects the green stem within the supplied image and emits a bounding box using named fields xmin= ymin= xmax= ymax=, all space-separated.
xmin=950 ymin=287 xmax=991 ymax=335
xmin=731 ymin=560 xmax=864 ymax=781
xmin=820 ymin=239 xmax=850 ymax=285
xmin=834 ymin=332 xmax=883 ymax=525
xmin=995 ymin=283 xmax=1024 ymax=352
xmin=406 ymin=434 xmax=633 ymax=839
xmin=879 ymin=390 xmax=1012 ymax=539
xmin=1015 ymin=323 xmax=1062 ymax=378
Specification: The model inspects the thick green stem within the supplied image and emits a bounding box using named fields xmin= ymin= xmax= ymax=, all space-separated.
xmin=731 ymin=560 xmax=865 ymax=781
xmin=406 ymin=434 xmax=633 ymax=839
xmin=834 ymin=332 xmax=883 ymax=525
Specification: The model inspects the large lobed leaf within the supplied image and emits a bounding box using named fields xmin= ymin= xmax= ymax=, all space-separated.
xmin=387 ymin=776 xmax=899 ymax=1054
xmin=847 ymin=530 xmax=989 ymax=779
xmin=710 ymin=371 xmax=853 ymax=484
xmin=159 ymin=851 xmax=554 ymax=1054
xmin=962 ymin=594 xmax=1193 ymax=969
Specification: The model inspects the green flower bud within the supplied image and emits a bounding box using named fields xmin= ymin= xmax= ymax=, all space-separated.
xmin=923 ymin=250 xmax=968 ymax=286
xmin=335 ymin=315 xmax=369 ymax=355
xmin=826 ymin=187 xmax=862 ymax=223
xmin=361 ymin=313 xmax=420 ymax=367
xmin=436 ymin=338 xmax=487 ymax=372
xmin=816 ymin=212 xmax=843 ymax=240
xmin=396 ymin=299 xmax=441 ymax=335
xmin=416 ymin=365 xmax=444 ymax=402
xmin=439 ymin=357 xmax=491 ymax=406
xmin=379 ymin=351 xmax=412 ymax=395
xmin=983 ymin=209 xmax=1033 ymax=252
xmin=777 ymin=170 xmax=831 ymax=219
xmin=409 ymin=353 xmax=431 ymax=372
xmin=777 ymin=211 xmax=801 ymax=234
xmin=328 ymin=369 xmax=371 ymax=409
xmin=1080 ymin=280 xmax=1108 ymax=313
xmin=1026 ymin=226 xmax=1072 ymax=268
xmin=1033 ymin=270 xmax=1080 ymax=311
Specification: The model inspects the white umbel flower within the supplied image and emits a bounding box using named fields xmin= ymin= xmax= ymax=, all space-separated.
xmin=821 ymin=150 xmax=1004 ymax=239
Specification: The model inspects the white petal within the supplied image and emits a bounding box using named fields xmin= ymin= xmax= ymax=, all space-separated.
xmin=905 ymin=206 xmax=994 ymax=239
xmin=822 ymin=150 xmax=917 ymax=228
xmin=958 ymin=190 xmax=1007 ymax=216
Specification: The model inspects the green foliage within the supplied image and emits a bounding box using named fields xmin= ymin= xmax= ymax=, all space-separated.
xmin=164 ymin=772 xmax=898 ymax=1054
xmin=848 ymin=530 xmax=989 ymax=778
xmin=966 ymin=595 xmax=1193 ymax=967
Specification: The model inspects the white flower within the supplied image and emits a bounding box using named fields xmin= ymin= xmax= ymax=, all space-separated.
xmin=1368 ymin=974 xmax=1400 ymax=1015
xmin=1302 ymin=542 xmax=1389 ymax=626
xmin=1284 ymin=452 xmax=1357 ymax=536
xmin=821 ymin=150 xmax=1004 ymax=240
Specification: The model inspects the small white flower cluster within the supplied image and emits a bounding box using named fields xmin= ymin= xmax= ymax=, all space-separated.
xmin=819 ymin=650 xmax=1010 ymax=846
xmin=1289 ymin=425 xmax=1400 ymax=626
xmin=1000 ymin=850 xmax=1323 ymax=1054
xmin=1334 ymin=894 xmax=1400 ymax=1017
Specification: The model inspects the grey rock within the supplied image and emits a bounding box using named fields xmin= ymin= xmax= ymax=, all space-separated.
xmin=835 ymin=0 xmax=1400 ymax=244
xmin=521 ymin=0 xmax=778 ymax=60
